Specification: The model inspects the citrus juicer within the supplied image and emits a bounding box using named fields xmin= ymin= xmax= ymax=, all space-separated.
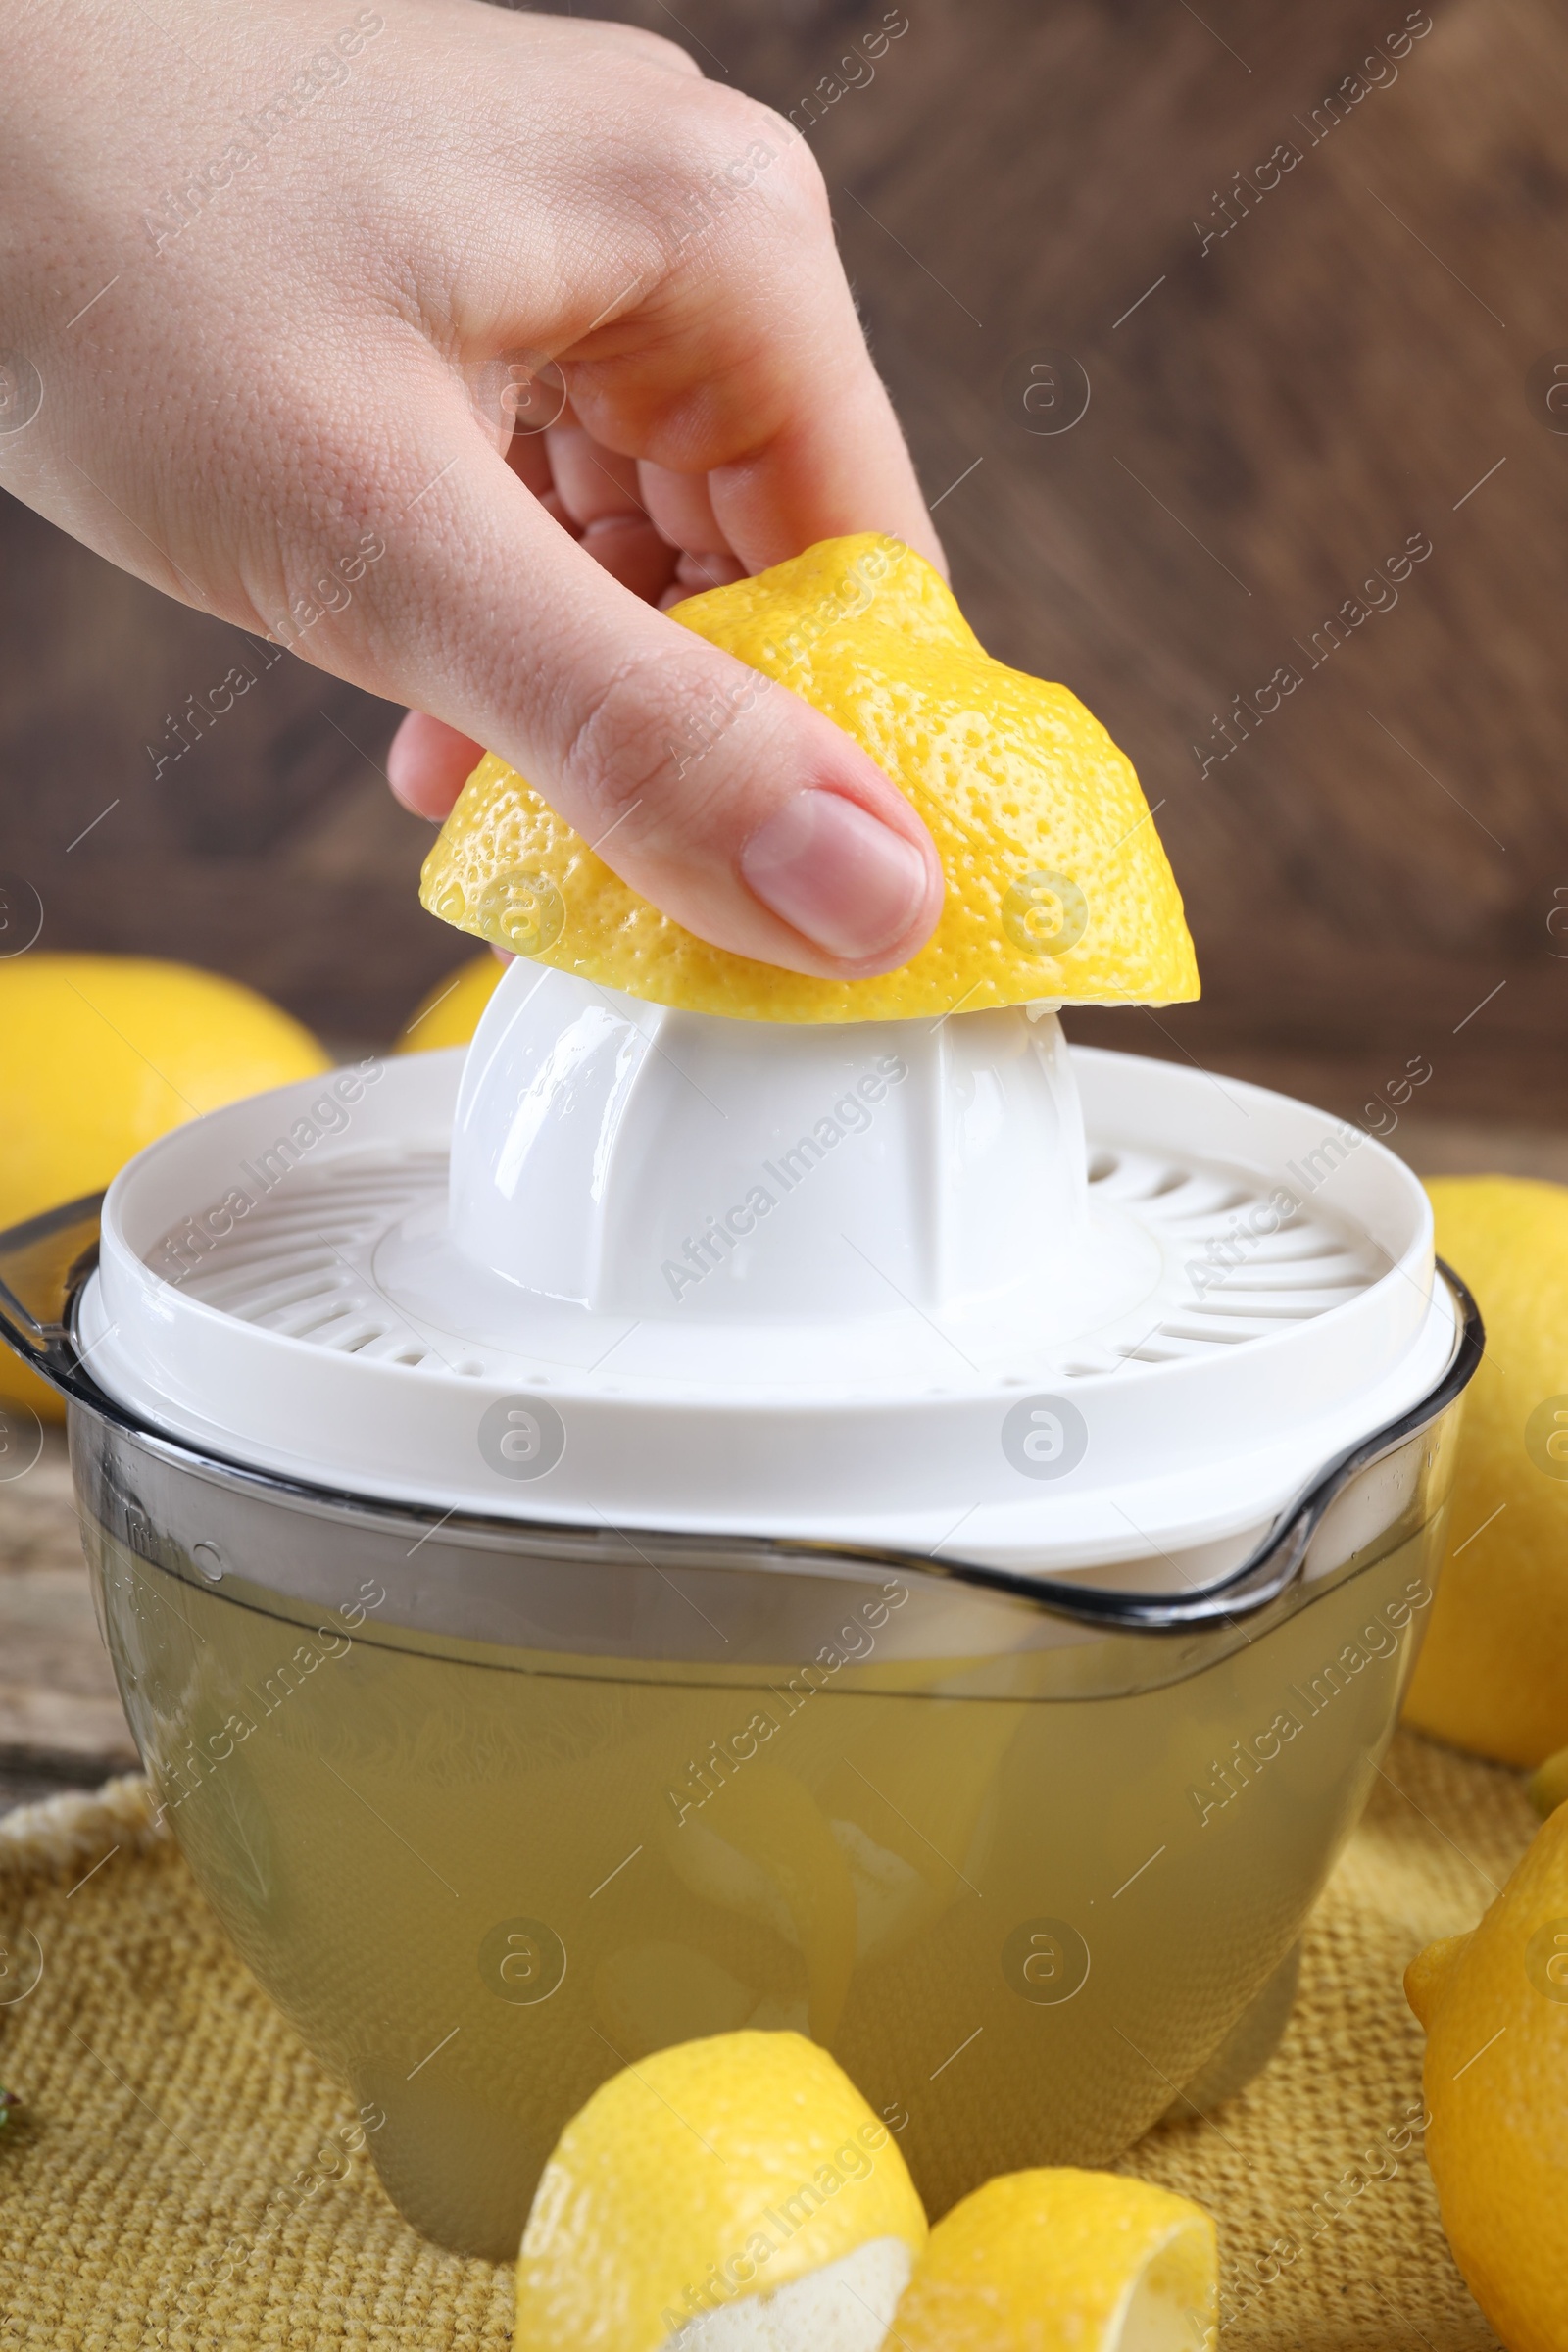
xmin=0 ymin=955 xmax=1480 ymax=2265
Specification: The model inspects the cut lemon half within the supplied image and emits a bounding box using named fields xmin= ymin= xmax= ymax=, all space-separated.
xmin=420 ymin=535 xmax=1198 ymax=1022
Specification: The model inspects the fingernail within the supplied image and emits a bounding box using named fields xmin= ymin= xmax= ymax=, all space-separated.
xmin=740 ymin=790 xmax=932 ymax=962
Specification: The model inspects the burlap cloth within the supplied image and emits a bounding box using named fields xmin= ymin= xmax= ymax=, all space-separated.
xmin=0 ymin=1733 xmax=1525 ymax=2349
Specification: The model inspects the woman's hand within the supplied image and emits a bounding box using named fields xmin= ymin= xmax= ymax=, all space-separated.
xmin=0 ymin=0 xmax=944 ymax=974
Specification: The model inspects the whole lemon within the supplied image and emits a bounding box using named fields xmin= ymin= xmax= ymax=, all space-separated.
xmin=393 ymin=954 xmax=504 ymax=1053
xmin=514 ymin=2030 xmax=926 ymax=2351
xmin=0 ymin=954 xmax=326 ymax=1418
xmin=1403 ymin=1176 xmax=1568 ymax=1766
xmin=1406 ymin=1801 xmax=1568 ymax=2351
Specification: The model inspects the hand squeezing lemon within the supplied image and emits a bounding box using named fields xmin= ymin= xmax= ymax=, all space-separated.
xmin=420 ymin=534 xmax=1198 ymax=1022
xmin=460 ymin=551 xmax=1209 ymax=2342
xmin=514 ymin=2032 xmax=1216 ymax=2352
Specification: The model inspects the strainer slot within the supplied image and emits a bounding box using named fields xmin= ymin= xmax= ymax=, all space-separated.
xmin=336 ymin=1326 xmax=389 ymax=1353
xmin=285 ymin=1299 xmax=360 ymax=1339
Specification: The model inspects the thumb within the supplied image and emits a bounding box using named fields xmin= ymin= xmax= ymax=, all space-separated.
xmin=347 ymin=421 xmax=943 ymax=980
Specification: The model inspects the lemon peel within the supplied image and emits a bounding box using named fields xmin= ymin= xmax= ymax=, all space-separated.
xmin=420 ymin=534 xmax=1198 ymax=1022
xmin=1405 ymin=1801 xmax=1568 ymax=2352
xmin=514 ymin=2029 xmax=927 ymax=2352
xmin=891 ymin=2167 xmax=1217 ymax=2351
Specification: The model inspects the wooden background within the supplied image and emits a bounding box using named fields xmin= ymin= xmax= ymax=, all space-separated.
xmin=5 ymin=0 xmax=1568 ymax=1124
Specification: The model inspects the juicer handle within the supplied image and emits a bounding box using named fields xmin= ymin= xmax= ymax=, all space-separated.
xmin=0 ymin=1191 xmax=106 ymax=1404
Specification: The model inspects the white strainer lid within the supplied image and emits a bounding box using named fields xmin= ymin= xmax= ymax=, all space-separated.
xmin=78 ymin=961 xmax=1451 ymax=1588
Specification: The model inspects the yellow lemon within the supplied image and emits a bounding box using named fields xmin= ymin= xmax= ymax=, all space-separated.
xmin=891 ymin=2168 xmax=1217 ymax=2351
xmin=393 ymin=954 xmax=505 ymax=1052
xmin=1403 ymin=1177 xmax=1568 ymax=1765
xmin=420 ymin=534 xmax=1198 ymax=1022
xmin=0 ymin=955 xmax=326 ymax=1419
xmin=514 ymin=2029 xmax=927 ymax=2351
xmin=1405 ymin=1800 xmax=1568 ymax=2352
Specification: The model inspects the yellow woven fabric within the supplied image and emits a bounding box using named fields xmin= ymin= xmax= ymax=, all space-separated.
xmin=0 ymin=1735 xmax=1525 ymax=2348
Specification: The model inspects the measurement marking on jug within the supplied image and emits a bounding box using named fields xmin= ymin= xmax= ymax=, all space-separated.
xmin=406 ymin=2025 xmax=461 ymax=2082
xmin=589 ymin=1845 xmax=645 ymax=1900
xmin=123 ymin=1548 xmax=210 ymax=1648
xmin=1111 ymin=1844 xmax=1167 ymax=1900
xmin=929 ymin=2026 xmax=984 ymax=2082
xmin=840 ymin=1758 xmax=982 ymax=1896
xmin=1450 ymin=2024 xmax=1507 ymax=2082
